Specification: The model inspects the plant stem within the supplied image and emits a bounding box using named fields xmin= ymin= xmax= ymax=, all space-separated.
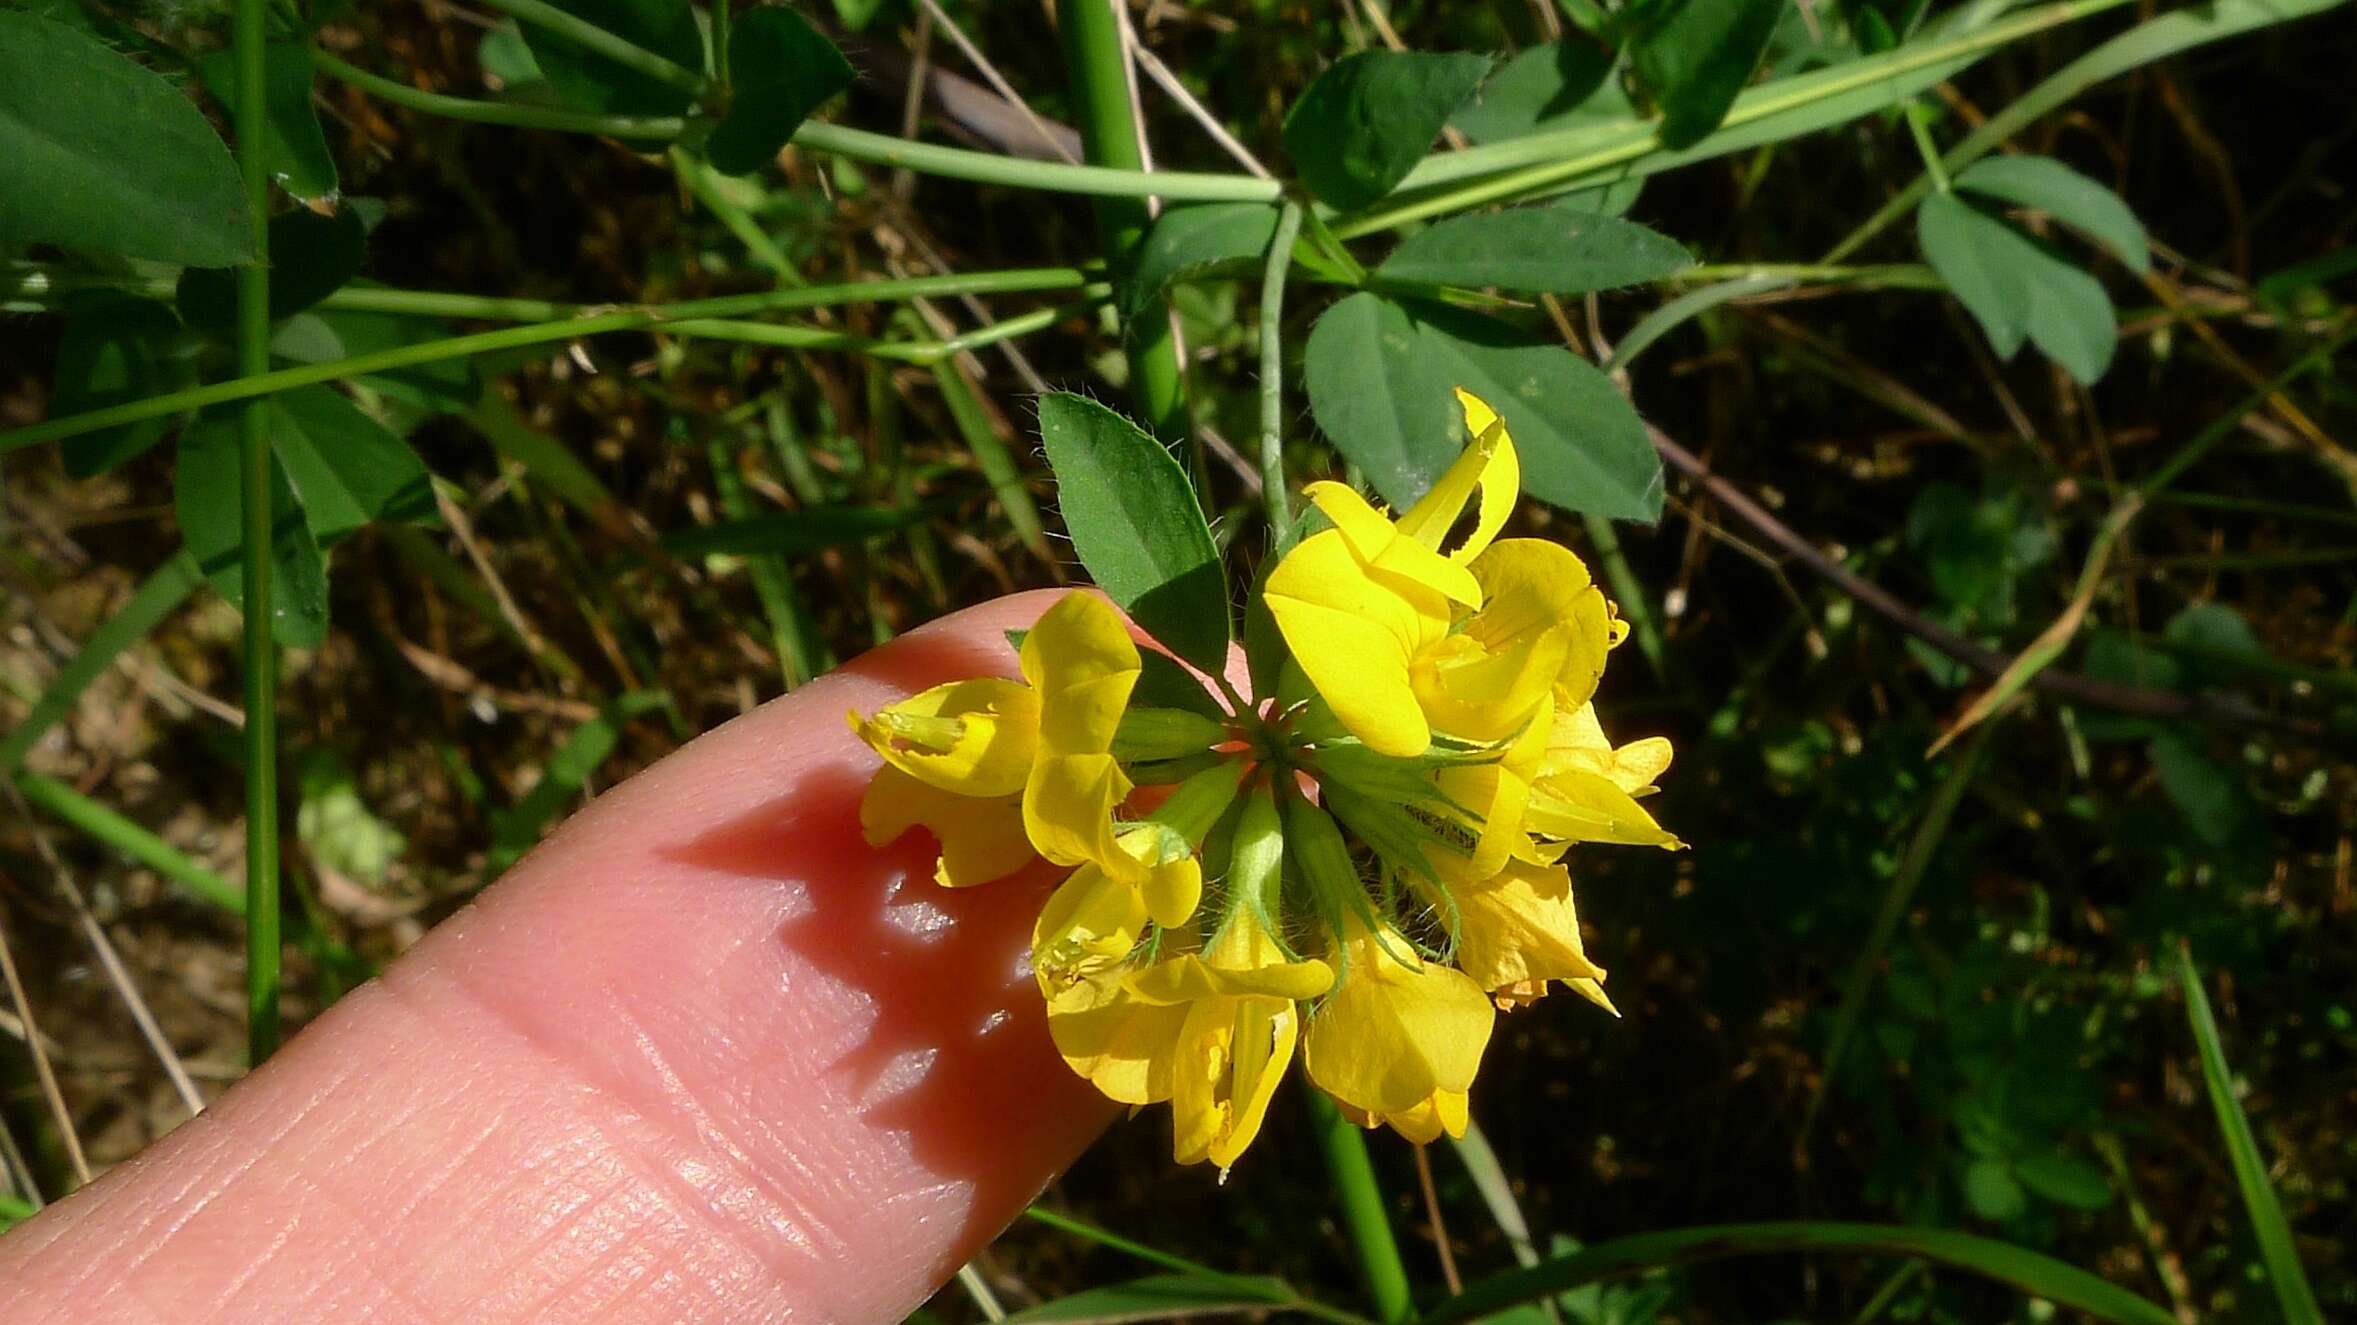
xmin=1308 ymin=1091 xmax=1414 ymax=1324
xmin=1822 ymin=0 xmax=2341 ymax=262
xmin=473 ymin=0 xmax=706 ymax=96
xmin=1056 ymin=0 xmax=1188 ymax=438
xmin=1258 ymin=200 xmax=1306 ymax=549
xmin=710 ymin=0 xmax=732 ymax=95
xmin=6 ymin=270 xmax=1092 ymax=453
xmin=313 ymin=51 xmax=689 ymax=138
xmin=1902 ymin=104 xmax=1953 ymax=192
xmin=233 ymin=0 xmax=281 ymax=1065
xmin=1345 ymin=0 xmax=2137 ymax=237
xmin=16 ymin=774 xmax=244 ymax=913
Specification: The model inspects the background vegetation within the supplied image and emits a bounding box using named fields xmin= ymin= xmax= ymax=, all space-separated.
xmin=1 ymin=0 xmax=2352 ymax=1321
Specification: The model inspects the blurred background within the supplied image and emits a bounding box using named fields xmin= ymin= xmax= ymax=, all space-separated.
xmin=2 ymin=1 xmax=2352 ymax=1321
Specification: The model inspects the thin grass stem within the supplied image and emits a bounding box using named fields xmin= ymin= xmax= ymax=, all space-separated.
xmin=1307 ymin=1090 xmax=1414 ymax=1324
xmin=233 ymin=0 xmax=281 ymax=1065
xmin=1258 ymin=200 xmax=1306 ymax=549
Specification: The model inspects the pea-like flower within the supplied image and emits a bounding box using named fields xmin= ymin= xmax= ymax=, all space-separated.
xmin=849 ymin=387 xmax=1681 ymax=1170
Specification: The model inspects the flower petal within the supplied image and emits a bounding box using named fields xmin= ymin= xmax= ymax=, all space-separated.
xmin=1393 ymin=388 xmax=1520 ymax=564
xmin=1444 ymin=860 xmax=1609 ymax=1003
xmin=848 ymin=677 xmax=1040 ymax=798
xmin=1033 ymin=864 xmax=1147 ymax=990
xmin=1266 ymin=531 xmax=1436 ymax=758
xmin=1304 ymin=921 xmax=1494 ymax=1114
xmin=859 ymin=765 xmax=1035 ymax=888
xmin=1045 ymin=974 xmax=1186 ymax=1105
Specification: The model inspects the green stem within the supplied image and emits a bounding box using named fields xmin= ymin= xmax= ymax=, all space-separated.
xmin=1822 ymin=0 xmax=2342 ymax=262
xmin=1308 ymin=1091 xmax=1414 ymax=1324
xmin=659 ymin=290 xmax=1105 ymax=364
xmin=796 ymin=121 xmax=1276 ymax=205
xmin=932 ymin=359 xmax=1053 ymax=560
xmin=704 ymin=429 xmax=819 ymax=690
xmin=2137 ymin=319 xmax=2357 ymax=498
xmin=1057 ymin=0 xmax=1187 ymax=440
xmin=1344 ymin=0 xmax=2137 ymax=237
xmin=15 ymin=774 xmax=244 ymax=912
xmin=710 ymin=0 xmax=731 ymax=96
xmin=1673 ymin=262 xmax=1940 ymax=288
xmin=322 ymin=266 xmax=1088 ymax=323
xmin=1902 ymin=104 xmax=1953 ymax=192
xmin=473 ymin=0 xmax=706 ymax=96
xmin=1581 ymin=512 xmax=1668 ymax=683
xmin=233 ymin=0 xmax=281 ymax=1065
xmin=314 ymin=51 xmax=688 ymax=138
xmin=6 ymin=270 xmax=1092 ymax=454
xmin=1258 ymin=200 xmax=1306 ymax=548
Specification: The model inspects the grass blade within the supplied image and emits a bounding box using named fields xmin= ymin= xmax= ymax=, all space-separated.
xmin=2176 ymin=947 xmax=2324 ymax=1325
xmin=1000 ymin=1274 xmax=1297 ymax=1324
xmin=486 ymin=691 xmax=667 ymax=872
xmin=0 ymin=549 xmax=203 ymax=776
xmin=1421 ymin=1221 xmax=2179 ymax=1325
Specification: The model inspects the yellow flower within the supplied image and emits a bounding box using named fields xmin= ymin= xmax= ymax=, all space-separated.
xmin=1304 ymin=914 xmax=1494 ymax=1143
xmin=1045 ymin=906 xmax=1331 ymax=1168
xmin=858 ymin=765 xmax=1036 ymax=888
xmin=849 ymin=676 xmax=1040 ymax=797
xmin=1443 ymin=859 xmax=1615 ymax=1013
xmin=1137 ymin=908 xmax=1334 ymax=1169
xmin=848 ymin=676 xmax=1042 ymax=887
xmin=1335 ymin=1089 xmax=1468 ymax=1145
xmin=1019 ymin=592 xmax=1143 ymax=872
xmin=1524 ymin=701 xmax=1683 ymax=850
xmin=1266 ymin=389 xmax=1618 ymax=757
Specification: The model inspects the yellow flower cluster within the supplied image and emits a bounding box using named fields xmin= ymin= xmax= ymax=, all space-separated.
xmin=850 ymin=388 xmax=1679 ymax=1171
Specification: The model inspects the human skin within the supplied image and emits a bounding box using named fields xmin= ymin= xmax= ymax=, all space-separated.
xmin=0 ymin=591 xmax=1117 ymax=1323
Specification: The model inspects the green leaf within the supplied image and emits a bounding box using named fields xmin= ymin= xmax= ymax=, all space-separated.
xmin=175 ymin=414 xmax=332 ymax=649
xmin=2162 ymin=602 xmax=2266 ymax=685
xmin=1918 ymin=192 xmax=2117 ymax=384
xmin=1918 ymin=191 xmax=2030 ymax=356
xmin=488 ymin=691 xmax=668 ymax=871
xmin=2015 ymin=1151 xmax=2114 ymax=1211
xmin=1282 ymin=50 xmax=1491 ymax=210
xmin=1304 ymin=292 xmax=1455 ymax=509
xmin=1306 ymin=294 xmax=1662 ymax=521
xmin=1133 ymin=650 xmax=1226 ymax=721
xmin=194 ymin=40 xmax=339 ymax=203
xmin=1628 ymin=0 xmax=1783 ymax=149
xmin=523 ymin=0 xmax=704 ymax=118
xmin=0 ymin=10 xmax=249 ymax=265
xmin=661 ymin=505 xmax=928 ymax=558
xmin=1035 ymin=393 xmax=1229 ymax=674
xmin=2147 ymin=732 xmax=2256 ymax=848
xmin=179 ymin=207 xmax=367 ymax=334
xmin=267 ymin=386 xmax=436 ymax=541
xmin=1449 ymin=40 xmax=1617 ymax=145
xmin=1123 ymin=202 xmax=1280 ymax=320
xmin=1956 ymin=155 xmax=2149 ymax=274
xmin=2178 ymin=949 xmax=2326 ymax=1325
xmin=1963 ymin=1158 xmax=2029 ymax=1221
xmin=1000 ymin=1274 xmax=1297 ymax=1324
xmin=53 ymin=293 xmax=188 ymax=478
xmin=1377 ymin=206 xmax=1690 ymax=294
xmin=1422 ymin=1221 xmax=2179 ymax=1325
xmin=272 ymin=300 xmax=485 ymax=416
xmin=706 ymin=6 xmax=853 ymax=175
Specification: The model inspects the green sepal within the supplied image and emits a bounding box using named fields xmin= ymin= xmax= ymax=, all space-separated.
xmin=1113 ymin=706 xmax=1229 ymax=764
